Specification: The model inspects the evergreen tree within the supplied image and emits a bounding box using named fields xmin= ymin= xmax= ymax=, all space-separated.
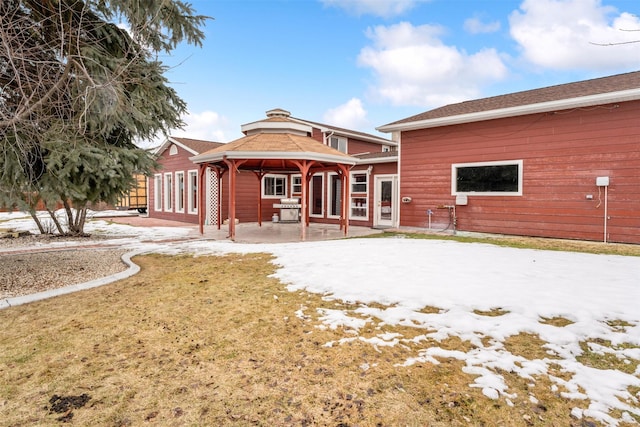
xmin=0 ymin=0 xmax=208 ymax=234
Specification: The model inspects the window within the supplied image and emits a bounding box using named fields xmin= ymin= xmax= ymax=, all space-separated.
xmin=154 ymin=174 xmax=162 ymax=211
xmin=310 ymin=174 xmax=324 ymax=217
xmin=382 ymin=146 xmax=390 ymax=152
xmin=349 ymin=171 xmax=368 ymax=220
xmin=291 ymin=175 xmax=302 ymax=195
xmin=175 ymin=171 xmax=185 ymax=213
xmin=351 ymin=172 xmax=368 ymax=193
xmin=262 ymin=174 xmax=287 ymax=198
xmin=164 ymin=173 xmax=173 ymax=211
xmin=188 ymin=170 xmax=198 ymax=214
xmin=452 ymin=160 xmax=523 ymax=196
xmin=169 ymin=145 xmax=178 ymax=155
xmin=329 ymin=136 xmax=347 ymax=153
xmin=328 ymin=173 xmax=342 ymax=218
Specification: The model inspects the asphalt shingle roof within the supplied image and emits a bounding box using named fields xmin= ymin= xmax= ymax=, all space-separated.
xmin=171 ymin=137 xmax=224 ymax=154
xmin=383 ymin=70 xmax=640 ymax=127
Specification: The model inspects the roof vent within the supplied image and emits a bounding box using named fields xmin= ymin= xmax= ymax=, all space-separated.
xmin=266 ymin=108 xmax=291 ymax=118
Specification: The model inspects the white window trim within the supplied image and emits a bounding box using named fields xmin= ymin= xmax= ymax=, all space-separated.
xmin=175 ymin=171 xmax=185 ymax=213
xmin=309 ymin=173 xmax=324 ymax=218
xmin=261 ymin=174 xmax=288 ymax=199
xmin=349 ymin=171 xmax=369 ymax=221
xmin=350 ymin=170 xmax=368 ymax=194
xmin=451 ymin=159 xmax=523 ymax=196
xmin=169 ymin=145 xmax=178 ymax=155
xmin=291 ymin=174 xmax=302 ymax=195
xmin=327 ymin=172 xmax=342 ymax=219
xmin=329 ymin=136 xmax=348 ymax=153
xmin=163 ymin=172 xmax=173 ymax=212
xmin=154 ymin=174 xmax=162 ymax=212
xmin=187 ymin=169 xmax=198 ymax=215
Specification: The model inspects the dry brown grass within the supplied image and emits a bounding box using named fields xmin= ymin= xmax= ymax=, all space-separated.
xmin=0 ymin=253 xmax=637 ymax=426
xmin=576 ymin=339 xmax=640 ymax=375
xmin=540 ymin=316 xmax=575 ymax=327
xmin=473 ymin=308 xmax=510 ymax=317
xmin=369 ymin=231 xmax=640 ymax=257
xmin=503 ymin=333 xmax=560 ymax=361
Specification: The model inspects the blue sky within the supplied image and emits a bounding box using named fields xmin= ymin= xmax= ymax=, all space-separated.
xmin=151 ymin=0 xmax=640 ymax=146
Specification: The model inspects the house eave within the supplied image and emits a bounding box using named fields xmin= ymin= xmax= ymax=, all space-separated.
xmin=191 ymin=151 xmax=357 ymax=166
xmin=354 ymin=155 xmax=398 ymax=165
xmin=376 ymin=88 xmax=640 ymax=133
xmin=289 ymin=118 xmax=397 ymax=146
xmin=154 ymin=136 xmax=200 ymax=156
xmin=241 ymin=120 xmax=312 ymax=135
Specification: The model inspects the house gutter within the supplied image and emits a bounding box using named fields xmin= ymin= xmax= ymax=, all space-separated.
xmin=190 ymin=151 xmax=358 ymax=166
xmin=289 ymin=117 xmax=397 ymax=146
xmin=354 ymin=155 xmax=398 ymax=165
xmin=376 ymin=88 xmax=640 ymax=133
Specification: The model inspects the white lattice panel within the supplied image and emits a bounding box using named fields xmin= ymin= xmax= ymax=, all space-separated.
xmin=205 ymin=168 xmax=219 ymax=226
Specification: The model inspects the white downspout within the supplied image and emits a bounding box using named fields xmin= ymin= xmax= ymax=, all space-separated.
xmin=603 ymin=185 xmax=608 ymax=243
xmin=324 ymin=131 xmax=334 ymax=146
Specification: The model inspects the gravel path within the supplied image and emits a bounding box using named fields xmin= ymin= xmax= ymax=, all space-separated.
xmin=0 ymin=236 xmax=130 ymax=299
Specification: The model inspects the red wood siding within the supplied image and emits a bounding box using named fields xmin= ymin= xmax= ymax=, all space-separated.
xmin=310 ymin=127 xmax=388 ymax=155
xmin=148 ymin=144 xmax=200 ymax=224
xmin=347 ymin=139 xmax=385 ymax=155
xmin=219 ymin=164 xmax=397 ymax=228
xmin=310 ymin=128 xmax=324 ymax=143
xmin=219 ymin=172 xmax=263 ymax=223
xmin=399 ymin=100 xmax=640 ymax=244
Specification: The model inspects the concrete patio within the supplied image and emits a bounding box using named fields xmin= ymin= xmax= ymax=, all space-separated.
xmin=102 ymin=214 xmax=385 ymax=243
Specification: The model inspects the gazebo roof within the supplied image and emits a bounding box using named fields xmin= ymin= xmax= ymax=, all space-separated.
xmin=190 ymin=132 xmax=357 ymax=170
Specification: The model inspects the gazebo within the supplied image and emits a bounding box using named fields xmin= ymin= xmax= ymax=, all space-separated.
xmin=190 ymin=112 xmax=357 ymax=241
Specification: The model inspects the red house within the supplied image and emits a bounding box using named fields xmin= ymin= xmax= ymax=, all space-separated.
xmin=149 ymin=137 xmax=223 ymax=224
xmin=152 ymin=110 xmax=398 ymax=236
xmin=378 ymin=71 xmax=640 ymax=244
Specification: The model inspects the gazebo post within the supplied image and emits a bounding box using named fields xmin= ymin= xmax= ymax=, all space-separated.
xmin=253 ymin=171 xmax=267 ymax=227
xmin=337 ymin=164 xmax=350 ymax=237
xmin=223 ymin=158 xmax=237 ymax=240
xmin=222 ymin=158 xmax=247 ymax=241
xmin=304 ymin=173 xmax=312 ymax=228
xmin=292 ymin=160 xmax=313 ymax=241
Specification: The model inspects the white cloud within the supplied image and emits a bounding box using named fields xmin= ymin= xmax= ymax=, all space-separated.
xmin=357 ymin=22 xmax=508 ymax=107
xmin=323 ymin=98 xmax=369 ymax=130
xmin=171 ymin=110 xmax=231 ymax=142
xmin=136 ymin=110 xmax=232 ymax=149
xmin=320 ymin=0 xmax=427 ymax=18
xmin=464 ymin=16 xmax=501 ymax=34
xmin=510 ymin=0 xmax=640 ymax=71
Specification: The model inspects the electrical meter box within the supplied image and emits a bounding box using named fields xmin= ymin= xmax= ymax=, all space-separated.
xmin=455 ymin=194 xmax=468 ymax=205
xmin=596 ymin=176 xmax=610 ymax=187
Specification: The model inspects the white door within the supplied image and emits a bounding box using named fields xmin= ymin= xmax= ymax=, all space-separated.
xmin=374 ymin=175 xmax=397 ymax=228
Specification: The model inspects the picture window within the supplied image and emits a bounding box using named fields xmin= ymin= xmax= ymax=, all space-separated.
xmin=452 ymin=160 xmax=522 ymax=196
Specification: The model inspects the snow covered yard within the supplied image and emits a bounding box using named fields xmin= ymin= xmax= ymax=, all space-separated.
xmin=163 ymin=237 xmax=640 ymax=426
xmin=1 ymin=211 xmax=639 ymax=425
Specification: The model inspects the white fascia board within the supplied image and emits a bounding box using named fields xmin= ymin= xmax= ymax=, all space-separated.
xmin=290 ymin=118 xmax=397 ymax=146
xmin=332 ymin=130 xmax=397 ymax=146
xmin=153 ymin=139 xmax=171 ymax=156
xmin=191 ymin=151 xmax=357 ymax=165
xmin=156 ymin=137 xmax=200 ymax=156
xmin=190 ymin=152 xmax=223 ymax=163
xmin=354 ymin=156 xmax=398 ymax=165
xmin=241 ymin=120 xmax=312 ymax=134
xmin=377 ymin=88 xmax=640 ymax=133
